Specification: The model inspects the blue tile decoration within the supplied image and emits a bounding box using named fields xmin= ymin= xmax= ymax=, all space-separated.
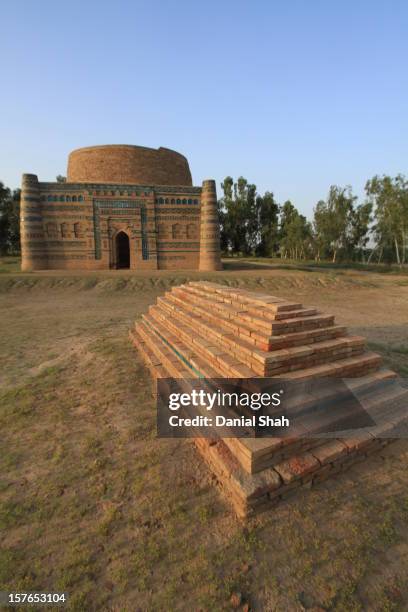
xmin=93 ymin=199 xmax=149 ymax=260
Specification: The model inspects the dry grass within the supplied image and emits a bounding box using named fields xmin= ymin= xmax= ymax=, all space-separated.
xmin=1 ymin=260 xmax=408 ymax=610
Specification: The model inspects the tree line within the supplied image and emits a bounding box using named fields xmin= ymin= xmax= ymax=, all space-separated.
xmin=1 ymin=174 xmax=407 ymax=264
xmin=218 ymin=174 xmax=408 ymax=264
xmin=0 ymin=183 xmax=20 ymax=255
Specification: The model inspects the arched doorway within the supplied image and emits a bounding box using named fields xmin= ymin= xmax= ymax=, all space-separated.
xmin=115 ymin=232 xmax=130 ymax=269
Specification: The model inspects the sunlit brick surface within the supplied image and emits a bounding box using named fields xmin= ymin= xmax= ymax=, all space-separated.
xmin=130 ymin=281 xmax=408 ymax=517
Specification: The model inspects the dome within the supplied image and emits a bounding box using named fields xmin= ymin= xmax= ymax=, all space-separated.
xmin=67 ymin=144 xmax=192 ymax=186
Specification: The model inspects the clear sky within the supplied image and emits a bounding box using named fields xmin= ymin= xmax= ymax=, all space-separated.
xmin=1 ymin=0 xmax=407 ymax=218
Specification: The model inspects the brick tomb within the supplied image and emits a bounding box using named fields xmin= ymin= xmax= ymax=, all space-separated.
xmin=130 ymin=281 xmax=408 ymax=517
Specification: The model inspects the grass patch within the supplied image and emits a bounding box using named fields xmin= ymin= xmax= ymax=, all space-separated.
xmin=0 ymin=256 xmax=22 ymax=274
xmin=0 ymin=269 xmax=407 ymax=609
xmin=237 ymin=256 xmax=408 ymax=275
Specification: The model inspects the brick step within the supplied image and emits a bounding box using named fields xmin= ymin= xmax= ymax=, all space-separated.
xmin=143 ymin=307 xmax=365 ymax=378
xmin=135 ymin=316 xmax=398 ymax=466
xmin=152 ymin=298 xmax=365 ymax=376
xmin=368 ymin=407 xmax=408 ymax=438
xmin=171 ymin=285 xmax=334 ymax=336
xmin=132 ymin=325 xmax=245 ymax=430
xmin=263 ymin=337 xmax=365 ymax=376
xmin=169 ymin=286 xmax=332 ymax=341
xmin=162 ymin=291 xmax=270 ymax=348
xmin=134 ymin=322 xmax=194 ymax=379
xmin=132 ymin=325 xmax=347 ymax=478
xmin=154 ymin=298 xmax=269 ymax=374
xmin=282 ymin=351 xmax=381 ymax=380
xmin=155 ymin=296 xmax=348 ymax=373
xmin=223 ymin=437 xmax=325 ymax=476
xmin=224 ymin=371 xmax=401 ymax=473
xmin=140 ymin=315 xmax=230 ymax=379
xmin=131 ymin=317 xmax=401 ymax=519
xmin=275 ymin=383 xmax=408 ymax=486
xmin=149 ymin=305 xmax=231 ymax=374
xmin=164 ymin=289 xmax=336 ymax=351
xmin=146 ymin=304 xmax=376 ymax=380
xmin=146 ymin=317 xmax=224 ymax=380
xmin=129 ymin=328 xmax=169 ymax=379
xmin=267 ymin=326 xmax=347 ymax=350
xmin=172 ymin=285 xmax=334 ymax=336
xmin=129 ymin=281 xmax=398 ymax=517
xmin=180 ymin=283 xmax=314 ymax=322
xmin=292 ymin=379 xmax=408 ymax=438
xmin=162 ymin=292 xmax=347 ymax=353
xmin=231 ymin=369 xmax=396 ymax=462
xmin=143 ymin=312 xmax=255 ymax=378
xmin=135 ymin=310 xmax=381 ymax=392
xmin=130 ymin=327 xmax=245 ymax=435
xmin=188 ymin=281 xmax=303 ymax=314
xmin=195 ymin=430 xmax=395 ymax=517
xmin=132 ymin=325 xmax=396 ymax=482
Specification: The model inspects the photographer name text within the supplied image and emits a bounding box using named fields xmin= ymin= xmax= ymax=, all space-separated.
xmin=168 ymin=414 xmax=289 ymax=428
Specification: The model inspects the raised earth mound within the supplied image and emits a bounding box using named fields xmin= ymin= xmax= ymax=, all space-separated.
xmin=130 ymin=281 xmax=408 ymax=517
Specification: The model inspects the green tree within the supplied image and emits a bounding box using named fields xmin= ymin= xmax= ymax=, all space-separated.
xmin=349 ymin=201 xmax=372 ymax=261
xmin=0 ymin=183 xmax=20 ymax=255
xmin=279 ymin=201 xmax=299 ymax=258
xmin=279 ymin=201 xmax=312 ymax=259
xmin=219 ymin=176 xmax=258 ymax=255
xmin=256 ymin=191 xmax=279 ymax=256
xmin=365 ymin=174 xmax=408 ymax=265
xmin=219 ymin=176 xmax=235 ymax=253
xmin=279 ymin=201 xmax=297 ymax=242
xmin=312 ymin=186 xmax=357 ymax=262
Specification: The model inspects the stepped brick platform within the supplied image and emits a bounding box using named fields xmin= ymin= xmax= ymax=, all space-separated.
xmin=130 ymin=281 xmax=408 ymax=517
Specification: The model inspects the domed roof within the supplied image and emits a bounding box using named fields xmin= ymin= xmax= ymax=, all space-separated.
xmin=67 ymin=144 xmax=192 ymax=186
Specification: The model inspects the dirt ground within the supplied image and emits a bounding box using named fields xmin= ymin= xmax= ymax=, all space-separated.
xmin=1 ymin=259 xmax=408 ymax=611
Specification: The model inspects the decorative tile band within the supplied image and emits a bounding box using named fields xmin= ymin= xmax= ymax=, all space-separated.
xmin=93 ymin=199 xmax=149 ymax=260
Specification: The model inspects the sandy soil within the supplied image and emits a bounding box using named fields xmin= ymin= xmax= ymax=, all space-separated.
xmin=1 ymin=261 xmax=407 ymax=611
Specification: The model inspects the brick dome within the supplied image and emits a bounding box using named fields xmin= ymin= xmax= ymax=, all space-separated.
xmin=67 ymin=144 xmax=192 ymax=186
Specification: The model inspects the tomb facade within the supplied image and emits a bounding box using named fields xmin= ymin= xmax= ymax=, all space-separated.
xmin=20 ymin=145 xmax=222 ymax=271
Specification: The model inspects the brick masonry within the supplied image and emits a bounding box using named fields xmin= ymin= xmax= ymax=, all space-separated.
xmin=20 ymin=145 xmax=222 ymax=271
xmin=67 ymin=144 xmax=192 ymax=186
xmin=130 ymin=281 xmax=408 ymax=517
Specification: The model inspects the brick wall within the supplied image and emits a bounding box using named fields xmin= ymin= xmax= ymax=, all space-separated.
xmin=67 ymin=145 xmax=192 ymax=186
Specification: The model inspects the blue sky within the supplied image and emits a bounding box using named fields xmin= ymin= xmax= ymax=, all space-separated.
xmin=1 ymin=0 xmax=407 ymax=218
